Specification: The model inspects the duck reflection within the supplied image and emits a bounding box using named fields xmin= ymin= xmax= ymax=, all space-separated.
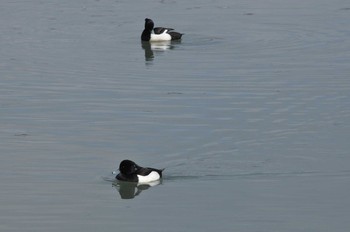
xmin=113 ymin=180 xmax=162 ymax=199
xmin=141 ymin=40 xmax=181 ymax=62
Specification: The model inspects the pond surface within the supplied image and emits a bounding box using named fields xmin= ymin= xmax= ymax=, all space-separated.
xmin=1 ymin=0 xmax=350 ymax=231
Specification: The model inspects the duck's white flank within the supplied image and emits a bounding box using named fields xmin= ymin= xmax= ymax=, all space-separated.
xmin=150 ymin=31 xmax=172 ymax=41
xmin=137 ymin=171 xmax=161 ymax=183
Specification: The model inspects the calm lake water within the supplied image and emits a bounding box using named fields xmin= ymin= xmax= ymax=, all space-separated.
xmin=1 ymin=0 xmax=350 ymax=231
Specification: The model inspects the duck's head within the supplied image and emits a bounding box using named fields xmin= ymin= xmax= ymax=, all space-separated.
xmin=144 ymin=18 xmax=154 ymax=31
xmin=119 ymin=160 xmax=138 ymax=175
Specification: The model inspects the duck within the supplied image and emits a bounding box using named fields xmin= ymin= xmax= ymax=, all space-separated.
xmin=116 ymin=159 xmax=164 ymax=183
xmin=141 ymin=18 xmax=183 ymax=42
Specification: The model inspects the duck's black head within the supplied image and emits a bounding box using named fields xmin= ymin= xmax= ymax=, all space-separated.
xmin=119 ymin=160 xmax=138 ymax=175
xmin=144 ymin=18 xmax=154 ymax=30
xmin=141 ymin=18 xmax=155 ymax=41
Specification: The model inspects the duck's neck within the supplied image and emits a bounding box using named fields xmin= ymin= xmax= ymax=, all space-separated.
xmin=141 ymin=29 xmax=151 ymax=41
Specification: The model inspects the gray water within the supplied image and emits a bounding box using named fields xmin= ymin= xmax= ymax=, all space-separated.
xmin=1 ymin=0 xmax=350 ymax=231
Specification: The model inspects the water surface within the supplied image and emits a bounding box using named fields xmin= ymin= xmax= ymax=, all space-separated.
xmin=1 ymin=0 xmax=350 ymax=231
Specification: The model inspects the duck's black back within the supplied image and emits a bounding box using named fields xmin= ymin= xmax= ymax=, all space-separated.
xmin=137 ymin=167 xmax=164 ymax=177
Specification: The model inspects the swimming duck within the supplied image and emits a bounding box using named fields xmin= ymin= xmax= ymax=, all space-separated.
xmin=116 ymin=160 xmax=164 ymax=183
xmin=141 ymin=18 xmax=183 ymax=42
